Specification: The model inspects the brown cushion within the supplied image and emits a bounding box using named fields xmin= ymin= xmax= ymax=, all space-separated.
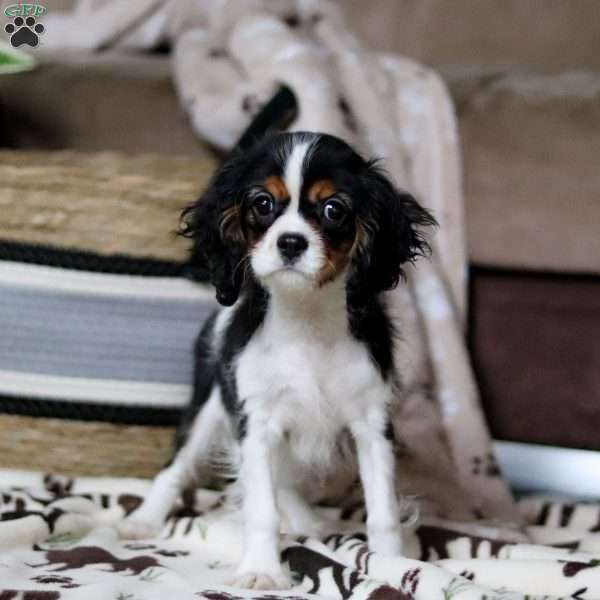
xmin=470 ymin=269 xmax=600 ymax=450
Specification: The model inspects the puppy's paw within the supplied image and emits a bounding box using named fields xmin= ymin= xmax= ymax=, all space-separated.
xmin=116 ymin=518 xmax=160 ymax=540
xmin=368 ymin=528 xmax=403 ymax=556
xmin=227 ymin=570 xmax=291 ymax=590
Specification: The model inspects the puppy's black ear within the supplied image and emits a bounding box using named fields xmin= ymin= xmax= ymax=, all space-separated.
xmin=350 ymin=162 xmax=437 ymax=301
xmin=180 ymin=167 xmax=246 ymax=306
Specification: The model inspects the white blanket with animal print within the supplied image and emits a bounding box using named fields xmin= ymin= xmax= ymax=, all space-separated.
xmin=2 ymin=470 xmax=600 ymax=600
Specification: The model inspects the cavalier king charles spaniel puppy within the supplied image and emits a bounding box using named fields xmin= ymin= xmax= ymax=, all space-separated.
xmin=118 ymin=131 xmax=435 ymax=590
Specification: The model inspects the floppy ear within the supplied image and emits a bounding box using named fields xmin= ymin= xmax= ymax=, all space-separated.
xmin=179 ymin=167 xmax=247 ymax=306
xmin=349 ymin=163 xmax=437 ymax=301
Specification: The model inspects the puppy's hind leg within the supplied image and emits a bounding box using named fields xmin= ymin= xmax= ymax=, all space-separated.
xmin=117 ymin=386 xmax=225 ymax=539
xmin=351 ymin=412 xmax=403 ymax=556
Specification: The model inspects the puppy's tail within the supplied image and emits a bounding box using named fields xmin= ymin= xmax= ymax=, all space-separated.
xmin=233 ymin=85 xmax=298 ymax=153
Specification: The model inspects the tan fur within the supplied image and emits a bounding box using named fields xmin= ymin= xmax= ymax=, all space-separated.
xmin=318 ymin=242 xmax=353 ymax=286
xmin=318 ymin=218 xmax=370 ymax=287
xmin=307 ymin=179 xmax=337 ymax=203
xmin=263 ymin=175 xmax=289 ymax=201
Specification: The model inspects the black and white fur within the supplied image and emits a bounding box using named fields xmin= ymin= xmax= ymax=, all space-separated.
xmin=118 ymin=132 xmax=435 ymax=590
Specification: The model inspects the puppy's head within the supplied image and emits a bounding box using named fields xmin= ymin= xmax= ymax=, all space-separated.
xmin=181 ymin=132 xmax=436 ymax=306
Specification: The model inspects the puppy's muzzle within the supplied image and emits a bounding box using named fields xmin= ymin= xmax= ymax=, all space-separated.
xmin=277 ymin=233 xmax=308 ymax=264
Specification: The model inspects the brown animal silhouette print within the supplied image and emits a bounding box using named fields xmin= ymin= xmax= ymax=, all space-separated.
xmin=561 ymin=559 xmax=600 ymax=577
xmin=367 ymin=585 xmax=413 ymax=600
xmin=416 ymin=525 xmax=508 ymax=561
xmin=283 ymin=545 xmax=363 ymax=595
xmin=28 ymin=545 xmax=162 ymax=575
xmin=31 ymin=574 xmax=79 ymax=588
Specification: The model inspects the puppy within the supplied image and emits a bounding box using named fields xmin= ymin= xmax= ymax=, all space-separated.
xmin=118 ymin=132 xmax=435 ymax=589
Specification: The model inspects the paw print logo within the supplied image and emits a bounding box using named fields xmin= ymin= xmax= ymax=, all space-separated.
xmin=5 ymin=15 xmax=44 ymax=47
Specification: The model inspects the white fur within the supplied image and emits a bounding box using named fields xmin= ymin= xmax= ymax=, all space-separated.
xmin=284 ymin=140 xmax=311 ymax=211
xmin=118 ymin=137 xmax=403 ymax=589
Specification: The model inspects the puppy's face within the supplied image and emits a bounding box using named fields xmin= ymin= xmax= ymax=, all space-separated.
xmin=182 ymin=132 xmax=436 ymax=305
xmin=242 ymin=139 xmax=360 ymax=290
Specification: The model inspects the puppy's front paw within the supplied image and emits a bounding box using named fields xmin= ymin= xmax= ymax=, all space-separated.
xmin=227 ymin=570 xmax=291 ymax=590
xmin=116 ymin=518 xmax=160 ymax=540
xmin=368 ymin=528 xmax=403 ymax=556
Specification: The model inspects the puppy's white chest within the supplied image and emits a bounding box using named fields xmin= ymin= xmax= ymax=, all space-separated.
xmin=236 ymin=317 xmax=385 ymax=430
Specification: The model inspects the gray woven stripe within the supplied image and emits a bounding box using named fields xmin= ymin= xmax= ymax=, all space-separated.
xmin=0 ymin=284 xmax=216 ymax=384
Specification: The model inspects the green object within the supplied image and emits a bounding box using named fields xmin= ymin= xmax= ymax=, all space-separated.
xmin=0 ymin=40 xmax=35 ymax=74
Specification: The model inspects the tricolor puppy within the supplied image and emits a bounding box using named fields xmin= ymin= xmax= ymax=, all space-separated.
xmin=118 ymin=132 xmax=435 ymax=589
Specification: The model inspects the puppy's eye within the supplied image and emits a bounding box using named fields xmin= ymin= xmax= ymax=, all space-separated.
xmin=323 ymin=198 xmax=347 ymax=224
xmin=252 ymin=193 xmax=275 ymax=217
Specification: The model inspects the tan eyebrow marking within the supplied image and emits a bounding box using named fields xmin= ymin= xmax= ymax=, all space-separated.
xmin=307 ymin=179 xmax=337 ymax=203
xmin=263 ymin=175 xmax=290 ymax=201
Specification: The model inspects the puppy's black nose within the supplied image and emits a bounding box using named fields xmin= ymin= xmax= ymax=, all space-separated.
xmin=277 ymin=233 xmax=308 ymax=262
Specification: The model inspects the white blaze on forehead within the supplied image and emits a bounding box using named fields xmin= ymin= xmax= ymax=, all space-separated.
xmin=283 ymin=141 xmax=312 ymax=212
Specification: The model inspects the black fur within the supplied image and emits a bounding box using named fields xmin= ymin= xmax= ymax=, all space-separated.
xmin=348 ymin=297 xmax=396 ymax=379
xmin=351 ymin=162 xmax=436 ymax=300
xmin=236 ymin=85 xmax=298 ymax=152
xmin=216 ymin=282 xmax=269 ymax=437
xmin=179 ymin=165 xmax=246 ymax=306
xmin=174 ymin=311 xmax=218 ymax=452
